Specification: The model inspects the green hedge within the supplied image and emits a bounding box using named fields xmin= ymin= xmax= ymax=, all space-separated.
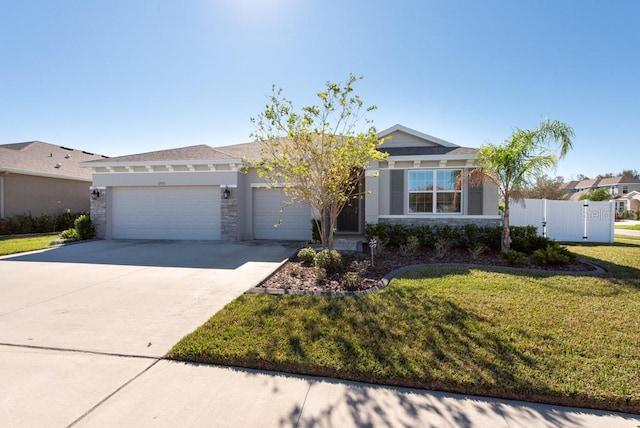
xmin=364 ymin=223 xmax=549 ymax=254
xmin=0 ymin=211 xmax=87 ymax=236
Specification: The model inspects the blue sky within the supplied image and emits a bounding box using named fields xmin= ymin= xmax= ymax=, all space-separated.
xmin=1 ymin=0 xmax=638 ymax=180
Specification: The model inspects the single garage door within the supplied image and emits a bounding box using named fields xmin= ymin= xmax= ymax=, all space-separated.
xmin=111 ymin=186 xmax=221 ymax=240
xmin=253 ymin=188 xmax=312 ymax=240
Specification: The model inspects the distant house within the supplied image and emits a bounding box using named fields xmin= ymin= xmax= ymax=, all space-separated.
xmin=80 ymin=124 xmax=500 ymax=241
xmin=563 ymin=176 xmax=640 ymax=215
xmin=0 ymin=141 xmax=108 ymax=219
xmin=620 ymin=191 xmax=640 ymax=215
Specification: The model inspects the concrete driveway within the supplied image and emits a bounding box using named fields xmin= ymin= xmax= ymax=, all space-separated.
xmin=0 ymin=239 xmax=295 ymax=426
xmin=0 ymin=240 xmax=296 ymax=357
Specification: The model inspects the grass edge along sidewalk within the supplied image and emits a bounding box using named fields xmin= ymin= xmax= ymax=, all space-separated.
xmin=168 ymin=241 xmax=640 ymax=414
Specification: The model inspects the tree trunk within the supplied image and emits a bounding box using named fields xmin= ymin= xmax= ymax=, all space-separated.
xmin=502 ymin=197 xmax=511 ymax=252
xmin=323 ymin=208 xmax=331 ymax=250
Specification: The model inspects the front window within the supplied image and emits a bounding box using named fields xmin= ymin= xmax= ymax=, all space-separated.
xmin=623 ymin=185 xmax=629 ymax=194
xmin=408 ymin=169 xmax=461 ymax=213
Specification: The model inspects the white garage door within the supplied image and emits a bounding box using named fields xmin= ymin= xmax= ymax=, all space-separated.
xmin=253 ymin=188 xmax=312 ymax=240
xmin=111 ymin=186 xmax=221 ymax=240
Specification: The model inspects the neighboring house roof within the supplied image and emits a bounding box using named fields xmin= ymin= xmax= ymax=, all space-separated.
xmin=559 ymin=180 xmax=579 ymax=190
xmin=621 ymin=190 xmax=640 ymax=201
xmin=575 ymin=178 xmax=600 ymax=189
xmin=564 ymin=176 xmax=640 ymax=193
xmin=0 ymin=141 xmax=107 ymax=181
xmin=598 ymin=176 xmax=640 ymax=185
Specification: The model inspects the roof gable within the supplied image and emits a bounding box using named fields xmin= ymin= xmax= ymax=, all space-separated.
xmin=377 ymin=124 xmax=458 ymax=149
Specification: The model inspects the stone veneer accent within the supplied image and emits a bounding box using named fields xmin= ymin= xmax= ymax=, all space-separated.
xmin=221 ymin=187 xmax=237 ymax=241
xmin=90 ymin=188 xmax=107 ymax=239
xmin=380 ymin=217 xmax=500 ymax=228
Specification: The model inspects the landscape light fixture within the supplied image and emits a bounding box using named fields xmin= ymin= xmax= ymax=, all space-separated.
xmin=91 ymin=189 xmax=100 ymax=200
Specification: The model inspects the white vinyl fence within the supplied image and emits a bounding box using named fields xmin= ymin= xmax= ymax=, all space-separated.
xmin=509 ymin=198 xmax=615 ymax=243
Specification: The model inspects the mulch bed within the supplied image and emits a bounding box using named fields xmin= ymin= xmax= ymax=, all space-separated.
xmin=254 ymin=247 xmax=600 ymax=295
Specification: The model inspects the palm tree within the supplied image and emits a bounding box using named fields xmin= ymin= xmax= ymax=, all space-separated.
xmin=471 ymin=119 xmax=575 ymax=251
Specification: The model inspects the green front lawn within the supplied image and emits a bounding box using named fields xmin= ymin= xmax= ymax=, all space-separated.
xmin=0 ymin=234 xmax=58 ymax=256
xmin=168 ymin=241 xmax=640 ymax=413
xmin=615 ymin=224 xmax=640 ymax=231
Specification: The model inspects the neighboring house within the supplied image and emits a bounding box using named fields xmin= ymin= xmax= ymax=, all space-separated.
xmin=80 ymin=124 xmax=500 ymax=241
xmin=619 ymin=190 xmax=640 ymax=214
xmin=0 ymin=141 xmax=107 ymax=219
xmin=564 ymin=176 xmax=640 ymax=215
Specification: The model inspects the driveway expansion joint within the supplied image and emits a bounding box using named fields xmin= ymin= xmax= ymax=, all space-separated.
xmin=0 ymin=342 xmax=161 ymax=360
xmin=66 ymin=358 xmax=162 ymax=428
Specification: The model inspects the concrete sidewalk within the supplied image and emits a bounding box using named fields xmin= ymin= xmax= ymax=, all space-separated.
xmin=2 ymin=349 xmax=634 ymax=428
xmin=615 ymin=220 xmax=640 ymax=237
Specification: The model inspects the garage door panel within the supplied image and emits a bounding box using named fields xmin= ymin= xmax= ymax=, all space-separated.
xmin=111 ymin=187 xmax=221 ymax=240
xmin=253 ymin=189 xmax=311 ymax=240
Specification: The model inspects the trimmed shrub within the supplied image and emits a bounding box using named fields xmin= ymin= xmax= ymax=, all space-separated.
xmin=343 ymin=271 xmax=363 ymax=291
xmin=468 ymin=243 xmax=488 ymax=261
xmin=499 ymin=249 xmax=529 ymax=265
xmin=533 ymin=242 xmax=578 ymax=266
xmin=297 ymin=247 xmax=317 ymax=264
xmin=56 ymin=210 xmax=79 ymax=231
xmin=60 ymin=228 xmax=80 ymax=241
xmin=364 ymin=222 xmax=549 ymax=255
xmin=434 ymin=238 xmax=452 ymax=259
xmin=74 ymin=215 xmax=95 ymax=240
xmin=413 ymin=225 xmax=436 ymax=248
xmin=311 ymin=219 xmax=322 ymax=243
xmin=399 ymin=235 xmax=420 ymax=257
xmin=0 ymin=211 xmax=87 ymax=235
xmin=510 ymin=226 xmax=550 ymax=253
xmin=349 ymin=260 xmax=370 ymax=275
xmin=314 ymin=249 xmax=343 ymax=274
xmin=433 ymin=225 xmax=464 ymax=247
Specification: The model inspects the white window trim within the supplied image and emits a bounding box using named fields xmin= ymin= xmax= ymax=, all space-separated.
xmin=407 ymin=169 xmax=463 ymax=215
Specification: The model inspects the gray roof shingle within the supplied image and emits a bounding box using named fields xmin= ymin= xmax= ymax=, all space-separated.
xmin=0 ymin=141 xmax=107 ymax=180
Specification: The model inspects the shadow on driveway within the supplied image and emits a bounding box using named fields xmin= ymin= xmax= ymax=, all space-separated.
xmin=1 ymin=239 xmax=299 ymax=270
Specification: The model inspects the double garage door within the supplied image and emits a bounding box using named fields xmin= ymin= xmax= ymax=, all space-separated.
xmin=110 ymin=186 xmax=311 ymax=241
xmin=111 ymin=187 xmax=221 ymax=240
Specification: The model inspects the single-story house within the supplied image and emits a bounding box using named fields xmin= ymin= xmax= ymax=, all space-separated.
xmin=0 ymin=141 xmax=107 ymax=219
xmin=80 ymin=124 xmax=500 ymax=241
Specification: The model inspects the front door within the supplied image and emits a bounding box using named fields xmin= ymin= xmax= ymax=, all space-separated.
xmin=337 ymin=198 xmax=360 ymax=232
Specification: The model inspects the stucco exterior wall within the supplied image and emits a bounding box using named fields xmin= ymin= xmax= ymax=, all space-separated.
xmin=483 ymin=180 xmax=499 ymax=215
xmin=2 ymin=173 xmax=90 ymax=218
xmin=91 ymin=171 xmax=238 ymax=187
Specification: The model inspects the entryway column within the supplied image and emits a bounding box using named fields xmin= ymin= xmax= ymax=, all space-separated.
xmin=221 ymin=187 xmax=237 ymax=241
xmin=90 ymin=187 xmax=107 ymax=239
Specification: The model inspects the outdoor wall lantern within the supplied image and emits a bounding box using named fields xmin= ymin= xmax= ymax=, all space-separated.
xmin=222 ymin=187 xmax=231 ymax=199
xmin=91 ymin=189 xmax=100 ymax=200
